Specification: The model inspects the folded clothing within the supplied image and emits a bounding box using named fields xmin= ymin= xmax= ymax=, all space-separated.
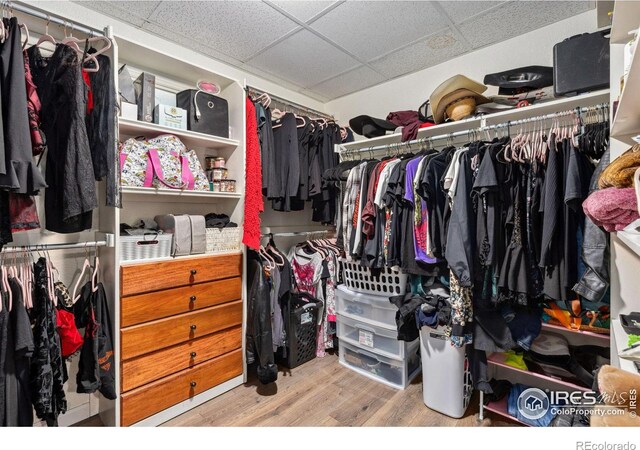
xmin=582 ymin=187 xmax=639 ymax=232
xmin=205 ymin=213 xmax=238 ymax=228
xmin=598 ymin=144 xmax=640 ymax=189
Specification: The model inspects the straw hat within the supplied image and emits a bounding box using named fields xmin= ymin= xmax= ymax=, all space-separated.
xmin=430 ymin=75 xmax=490 ymax=124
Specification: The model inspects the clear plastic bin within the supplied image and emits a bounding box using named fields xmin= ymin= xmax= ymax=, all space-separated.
xmin=337 ymin=314 xmax=416 ymax=360
xmin=338 ymin=339 xmax=421 ymax=389
xmin=336 ymin=285 xmax=397 ymax=329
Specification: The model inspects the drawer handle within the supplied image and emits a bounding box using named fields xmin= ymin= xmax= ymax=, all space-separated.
xmin=190 ymin=269 xmax=197 ymax=276
xmin=190 ymin=351 xmax=197 ymax=358
xmin=190 ymin=295 xmax=197 ymax=302
xmin=190 ymin=324 xmax=197 ymax=331
xmin=190 ymin=381 xmax=197 ymax=388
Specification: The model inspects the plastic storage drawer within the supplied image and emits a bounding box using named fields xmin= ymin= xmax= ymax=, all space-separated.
xmin=336 ymin=285 xmax=397 ymax=329
xmin=337 ymin=314 xmax=416 ymax=360
xmin=338 ymin=339 xmax=421 ymax=389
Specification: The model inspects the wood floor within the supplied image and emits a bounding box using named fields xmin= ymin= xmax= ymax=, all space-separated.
xmin=161 ymin=352 xmax=512 ymax=427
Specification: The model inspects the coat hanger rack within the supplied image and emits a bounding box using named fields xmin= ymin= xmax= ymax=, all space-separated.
xmin=336 ymin=103 xmax=609 ymax=160
xmin=260 ymin=230 xmax=331 ymax=238
xmin=0 ymin=233 xmax=115 ymax=253
xmin=9 ymin=1 xmax=106 ymax=37
xmin=246 ymin=85 xmax=335 ymax=122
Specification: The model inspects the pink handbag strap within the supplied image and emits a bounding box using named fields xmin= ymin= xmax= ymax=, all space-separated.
xmin=181 ymin=154 xmax=195 ymax=190
xmin=120 ymin=151 xmax=154 ymax=187
xmin=148 ymin=148 xmax=186 ymax=189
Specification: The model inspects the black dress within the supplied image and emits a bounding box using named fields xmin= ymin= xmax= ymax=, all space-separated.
xmin=0 ymin=18 xmax=47 ymax=194
xmin=27 ymin=45 xmax=96 ymax=233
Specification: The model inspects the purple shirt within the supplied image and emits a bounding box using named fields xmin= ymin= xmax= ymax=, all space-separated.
xmin=405 ymin=157 xmax=437 ymax=264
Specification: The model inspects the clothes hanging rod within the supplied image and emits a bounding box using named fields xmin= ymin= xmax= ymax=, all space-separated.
xmin=11 ymin=1 xmax=106 ymax=36
xmin=336 ymin=103 xmax=608 ymax=156
xmin=261 ymin=230 xmax=330 ymax=238
xmin=246 ymin=85 xmax=335 ymax=121
xmin=1 ymin=240 xmax=109 ymax=254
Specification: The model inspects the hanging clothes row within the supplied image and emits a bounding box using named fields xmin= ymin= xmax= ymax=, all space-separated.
xmin=0 ymin=15 xmax=117 ymax=251
xmin=0 ymin=248 xmax=116 ymax=427
xmin=250 ymin=94 xmax=352 ymax=224
xmin=336 ymin=107 xmax=610 ymax=362
xmin=246 ymin=236 xmax=340 ymax=384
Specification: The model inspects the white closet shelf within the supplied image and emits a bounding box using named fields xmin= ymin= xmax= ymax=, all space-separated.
xmin=121 ymin=186 xmax=242 ymax=203
xmin=483 ymin=397 xmax=529 ymax=426
xmin=610 ymin=1 xmax=640 ymax=44
xmin=611 ymin=319 xmax=639 ymax=375
xmin=612 ymin=37 xmax=640 ymax=139
xmin=119 ymin=118 xmax=240 ymax=151
xmin=541 ymin=322 xmax=610 ymax=341
xmin=341 ymin=90 xmax=609 ymax=152
xmin=615 ymin=230 xmax=640 ymax=259
xmin=120 ymin=250 xmax=243 ymax=266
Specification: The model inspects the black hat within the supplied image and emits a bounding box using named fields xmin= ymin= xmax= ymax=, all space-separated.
xmin=349 ymin=115 xmax=397 ymax=138
xmin=484 ymin=66 xmax=553 ymax=96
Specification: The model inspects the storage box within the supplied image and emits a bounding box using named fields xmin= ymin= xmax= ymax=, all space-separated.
xmin=205 ymin=227 xmax=240 ymax=254
xmin=553 ymin=30 xmax=610 ymax=96
xmin=338 ymin=339 xmax=421 ymax=389
xmin=120 ymin=234 xmax=173 ymax=262
xmin=337 ymin=314 xmax=415 ymax=360
xmin=153 ymin=104 xmax=187 ymax=130
xmin=120 ymin=101 xmax=138 ymax=120
xmin=133 ymin=72 xmax=156 ymax=122
xmin=336 ymin=285 xmax=397 ymax=329
xmin=176 ymin=89 xmax=229 ymax=137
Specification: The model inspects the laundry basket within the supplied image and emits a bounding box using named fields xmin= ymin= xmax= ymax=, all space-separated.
xmin=339 ymin=258 xmax=408 ymax=296
xmin=276 ymin=293 xmax=323 ymax=369
xmin=120 ymin=234 xmax=173 ymax=262
xmin=419 ymin=326 xmax=473 ymax=418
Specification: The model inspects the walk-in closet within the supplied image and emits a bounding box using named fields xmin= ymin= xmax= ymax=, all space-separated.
xmin=1 ymin=0 xmax=639 ymax=445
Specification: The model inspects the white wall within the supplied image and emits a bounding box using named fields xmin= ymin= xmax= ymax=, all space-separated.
xmin=27 ymin=0 xmax=327 ymax=113
xmin=326 ymin=9 xmax=599 ymax=126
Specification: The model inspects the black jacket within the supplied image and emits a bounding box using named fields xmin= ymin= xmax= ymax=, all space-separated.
xmin=246 ymin=253 xmax=277 ymax=384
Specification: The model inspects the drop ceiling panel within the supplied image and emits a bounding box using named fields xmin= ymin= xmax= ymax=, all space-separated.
xmin=311 ymin=65 xmax=386 ymax=100
xmin=146 ymin=1 xmax=300 ymax=61
xmin=106 ymin=1 xmax=160 ymax=19
xmin=246 ymin=29 xmax=360 ymax=87
xmin=458 ymin=1 xmax=594 ymax=49
xmin=71 ymin=1 xmax=154 ymax=27
xmin=369 ymin=28 xmax=469 ymax=79
xmin=310 ymin=1 xmax=448 ymax=61
xmin=438 ymin=1 xmax=505 ymax=24
xmin=269 ymin=1 xmax=338 ymax=22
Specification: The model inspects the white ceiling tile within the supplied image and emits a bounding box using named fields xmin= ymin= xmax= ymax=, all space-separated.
xmin=458 ymin=1 xmax=595 ymax=48
xmin=140 ymin=22 xmax=244 ymax=66
xmin=108 ymin=1 xmax=161 ymax=19
xmin=310 ymin=1 xmax=448 ymax=61
xmin=146 ymin=1 xmax=300 ymax=61
xmin=269 ymin=1 xmax=337 ymax=22
xmin=438 ymin=1 xmax=505 ymax=24
xmin=73 ymin=1 xmax=149 ymax=26
xmin=311 ymin=65 xmax=386 ymax=100
xmin=246 ymin=29 xmax=360 ymax=87
xmin=369 ymin=28 xmax=469 ymax=79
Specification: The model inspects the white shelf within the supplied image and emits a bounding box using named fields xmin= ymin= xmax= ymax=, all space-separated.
xmin=119 ymin=118 xmax=239 ymax=151
xmin=121 ymin=186 xmax=242 ymax=203
xmin=612 ymin=33 xmax=640 ymax=139
xmin=341 ymin=90 xmax=609 ymax=152
xmin=615 ymin=230 xmax=640 ymax=259
xmin=611 ymin=318 xmax=639 ymax=375
xmin=120 ymin=250 xmax=242 ymax=267
xmin=611 ymin=1 xmax=640 ymax=44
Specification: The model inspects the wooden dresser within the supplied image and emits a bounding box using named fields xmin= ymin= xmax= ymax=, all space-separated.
xmin=119 ymin=253 xmax=243 ymax=426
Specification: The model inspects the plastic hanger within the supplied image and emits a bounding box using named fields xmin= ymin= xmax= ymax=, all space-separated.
xmin=72 ymin=245 xmax=92 ymax=304
xmin=92 ymin=244 xmax=100 ymax=292
xmin=19 ymin=23 xmax=28 ymax=49
xmin=61 ymin=22 xmax=100 ymax=73
xmin=34 ymin=15 xmax=56 ymax=49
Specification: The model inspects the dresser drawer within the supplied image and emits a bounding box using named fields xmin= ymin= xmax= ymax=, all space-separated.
xmin=120 ymin=253 xmax=242 ymax=296
xmin=121 ymin=325 xmax=242 ymax=392
xmin=121 ymin=300 xmax=242 ymax=360
xmin=121 ymin=348 xmax=243 ymax=426
xmin=121 ymin=277 xmax=241 ymax=327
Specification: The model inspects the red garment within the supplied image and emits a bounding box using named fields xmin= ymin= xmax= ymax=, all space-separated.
xmin=361 ymin=160 xmax=389 ymax=238
xmin=56 ymin=308 xmax=84 ymax=357
xmin=23 ymin=50 xmax=46 ymax=155
xmin=242 ymin=97 xmax=264 ymax=250
xmin=82 ymin=69 xmax=94 ymax=114
xmin=9 ymin=193 xmax=40 ymax=232
xmin=419 ymin=122 xmax=436 ymax=129
xmin=386 ymin=110 xmax=422 ymax=142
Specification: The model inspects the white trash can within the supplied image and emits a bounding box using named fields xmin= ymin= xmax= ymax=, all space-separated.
xmin=419 ymin=326 xmax=473 ymax=418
